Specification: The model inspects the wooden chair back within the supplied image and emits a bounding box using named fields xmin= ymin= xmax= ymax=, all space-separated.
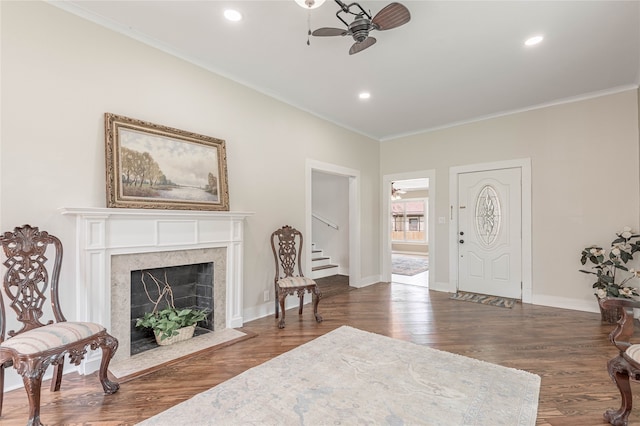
xmin=0 ymin=224 xmax=66 ymax=342
xmin=271 ymin=225 xmax=305 ymax=281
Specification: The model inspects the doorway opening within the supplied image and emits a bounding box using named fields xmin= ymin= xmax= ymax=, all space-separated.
xmin=390 ymin=178 xmax=429 ymax=287
xmin=306 ymin=159 xmax=361 ymax=288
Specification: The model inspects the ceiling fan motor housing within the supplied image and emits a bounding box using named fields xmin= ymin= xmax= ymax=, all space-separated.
xmin=349 ymin=16 xmax=372 ymax=42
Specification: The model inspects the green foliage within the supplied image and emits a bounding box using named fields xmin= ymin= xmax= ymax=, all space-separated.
xmin=136 ymin=307 xmax=208 ymax=341
xmin=580 ymin=227 xmax=640 ymax=299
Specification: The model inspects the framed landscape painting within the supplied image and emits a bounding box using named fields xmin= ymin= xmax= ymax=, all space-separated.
xmin=105 ymin=113 xmax=229 ymax=211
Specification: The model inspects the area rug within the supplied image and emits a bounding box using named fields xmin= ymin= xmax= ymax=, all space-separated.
xmin=137 ymin=326 xmax=540 ymax=425
xmin=392 ymin=254 xmax=429 ymax=276
xmin=450 ymin=291 xmax=517 ymax=308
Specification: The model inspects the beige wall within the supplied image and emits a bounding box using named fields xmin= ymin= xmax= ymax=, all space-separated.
xmin=0 ymin=1 xmax=380 ymax=325
xmin=382 ymin=89 xmax=640 ymax=311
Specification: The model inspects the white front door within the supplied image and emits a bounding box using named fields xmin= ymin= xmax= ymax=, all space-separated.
xmin=457 ymin=168 xmax=522 ymax=299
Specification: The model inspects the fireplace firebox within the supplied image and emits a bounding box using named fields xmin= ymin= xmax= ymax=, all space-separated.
xmin=130 ymin=262 xmax=214 ymax=355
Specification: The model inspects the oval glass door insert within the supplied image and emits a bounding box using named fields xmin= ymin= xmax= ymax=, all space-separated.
xmin=475 ymin=185 xmax=501 ymax=246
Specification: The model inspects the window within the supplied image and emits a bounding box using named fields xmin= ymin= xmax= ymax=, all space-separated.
xmin=391 ymin=199 xmax=427 ymax=243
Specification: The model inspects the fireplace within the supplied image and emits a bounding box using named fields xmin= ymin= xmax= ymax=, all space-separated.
xmin=60 ymin=207 xmax=251 ymax=374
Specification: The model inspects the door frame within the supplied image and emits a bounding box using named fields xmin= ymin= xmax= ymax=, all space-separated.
xmin=306 ymin=159 xmax=361 ymax=287
xmin=381 ymin=169 xmax=436 ymax=287
xmin=448 ymin=158 xmax=532 ymax=303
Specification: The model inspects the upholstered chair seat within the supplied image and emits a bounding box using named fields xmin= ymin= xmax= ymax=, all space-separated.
xmin=0 ymin=322 xmax=105 ymax=354
xmin=277 ymin=276 xmax=317 ymax=288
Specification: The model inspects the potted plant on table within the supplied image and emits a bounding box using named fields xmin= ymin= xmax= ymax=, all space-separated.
xmin=580 ymin=226 xmax=640 ymax=323
xmin=135 ymin=271 xmax=208 ymax=345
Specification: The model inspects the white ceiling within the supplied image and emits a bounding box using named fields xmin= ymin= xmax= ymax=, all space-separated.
xmin=51 ymin=0 xmax=640 ymax=141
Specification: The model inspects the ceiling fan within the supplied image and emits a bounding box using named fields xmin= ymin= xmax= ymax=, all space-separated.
xmin=311 ymin=0 xmax=411 ymax=55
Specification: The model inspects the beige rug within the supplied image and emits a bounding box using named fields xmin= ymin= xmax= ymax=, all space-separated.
xmin=137 ymin=326 xmax=540 ymax=425
xmin=392 ymin=254 xmax=429 ymax=276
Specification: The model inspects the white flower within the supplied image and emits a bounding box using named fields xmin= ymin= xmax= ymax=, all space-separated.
xmin=622 ymin=231 xmax=633 ymax=239
xmin=590 ymin=247 xmax=604 ymax=256
xmin=611 ymin=247 xmax=621 ymax=256
xmin=620 ymin=287 xmax=636 ymax=297
xmin=596 ymin=288 xmax=607 ymax=298
xmin=631 ymin=269 xmax=640 ymax=278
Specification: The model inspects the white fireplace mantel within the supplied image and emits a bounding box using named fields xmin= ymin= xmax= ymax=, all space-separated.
xmin=60 ymin=207 xmax=252 ymax=373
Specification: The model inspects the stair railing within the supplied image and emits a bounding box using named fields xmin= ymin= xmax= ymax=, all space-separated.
xmin=312 ymin=213 xmax=339 ymax=230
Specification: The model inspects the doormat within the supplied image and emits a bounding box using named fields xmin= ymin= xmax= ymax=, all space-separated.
xmin=449 ymin=291 xmax=517 ymax=309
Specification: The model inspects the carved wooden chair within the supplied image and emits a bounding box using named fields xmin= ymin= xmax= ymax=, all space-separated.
xmin=600 ymin=297 xmax=640 ymax=426
xmin=0 ymin=225 xmax=119 ymax=426
xmin=270 ymin=225 xmax=322 ymax=329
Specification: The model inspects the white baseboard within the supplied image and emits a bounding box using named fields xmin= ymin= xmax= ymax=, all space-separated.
xmin=243 ymin=295 xmax=313 ymax=323
xmin=530 ymin=294 xmax=599 ymax=313
xmin=353 ymin=275 xmax=381 ymax=288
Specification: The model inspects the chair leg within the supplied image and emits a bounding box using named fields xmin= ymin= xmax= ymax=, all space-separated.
xmin=0 ymin=365 xmax=4 ymax=417
xmin=278 ymin=293 xmax=286 ymax=329
xmin=604 ymin=355 xmax=633 ymax=426
xmin=97 ymin=334 xmax=120 ymax=395
xmin=298 ymin=291 xmax=304 ymax=315
xmin=50 ymin=357 xmax=64 ymax=392
xmin=275 ymin=285 xmax=280 ymax=319
xmin=313 ymin=287 xmax=323 ymax=323
xmin=21 ymin=361 xmax=46 ymax=426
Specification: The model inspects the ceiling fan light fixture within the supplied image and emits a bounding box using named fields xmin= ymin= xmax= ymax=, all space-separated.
xmin=295 ymin=0 xmax=326 ymax=9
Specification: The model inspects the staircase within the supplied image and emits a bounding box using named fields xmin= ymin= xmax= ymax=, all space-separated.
xmin=311 ymin=243 xmax=339 ymax=279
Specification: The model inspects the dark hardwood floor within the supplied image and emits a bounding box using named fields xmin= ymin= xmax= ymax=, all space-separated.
xmin=0 ymin=280 xmax=631 ymax=425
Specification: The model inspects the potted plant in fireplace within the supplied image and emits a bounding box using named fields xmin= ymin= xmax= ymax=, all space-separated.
xmin=135 ymin=271 xmax=209 ymax=346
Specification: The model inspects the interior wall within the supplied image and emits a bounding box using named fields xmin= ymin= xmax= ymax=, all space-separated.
xmin=311 ymin=171 xmax=349 ymax=273
xmin=381 ymin=89 xmax=640 ymax=313
xmin=0 ymin=1 xmax=380 ymax=327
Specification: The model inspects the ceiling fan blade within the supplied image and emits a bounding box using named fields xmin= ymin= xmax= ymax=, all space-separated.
xmin=372 ymin=2 xmax=411 ymax=31
xmin=312 ymin=27 xmax=348 ymax=37
xmin=349 ymin=37 xmax=377 ymax=55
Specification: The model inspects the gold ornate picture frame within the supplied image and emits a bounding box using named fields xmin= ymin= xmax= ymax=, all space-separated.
xmin=105 ymin=113 xmax=229 ymax=211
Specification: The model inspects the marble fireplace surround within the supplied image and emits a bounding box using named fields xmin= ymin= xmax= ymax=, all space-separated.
xmin=60 ymin=207 xmax=252 ymax=374
xmin=111 ymin=247 xmax=225 ymax=362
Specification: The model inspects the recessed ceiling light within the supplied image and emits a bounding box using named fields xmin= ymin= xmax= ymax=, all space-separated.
xmin=359 ymin=92 xmax=371 ymax=100
xmin=524 ymin=35 xmax=544 ymax=46
xmin=224 ymin=9 xmax=242 ymax=22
